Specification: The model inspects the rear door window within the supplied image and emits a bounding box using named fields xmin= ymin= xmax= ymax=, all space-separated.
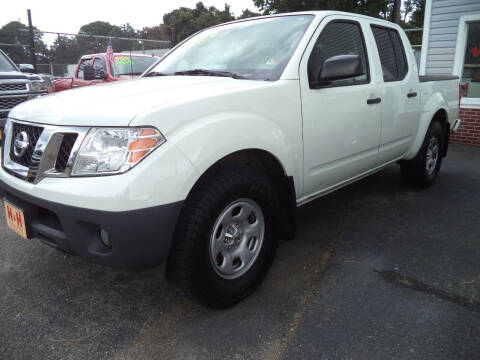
xmin=371 ymin=26 xmax=408 ymax=82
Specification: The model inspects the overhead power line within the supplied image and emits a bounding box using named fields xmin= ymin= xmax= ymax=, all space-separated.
xmin=16 ymin=28 xmax=169 ymax=44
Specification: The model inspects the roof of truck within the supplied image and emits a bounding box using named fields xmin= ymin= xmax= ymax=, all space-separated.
xmin=211 ymin=10 xmax=402 ymax=30
xmin=80 ymin=53 xmax=157 ymax=59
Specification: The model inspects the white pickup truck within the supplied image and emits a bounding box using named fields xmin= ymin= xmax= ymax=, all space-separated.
xmin=0 ymin=11 xmax=460 ymax=308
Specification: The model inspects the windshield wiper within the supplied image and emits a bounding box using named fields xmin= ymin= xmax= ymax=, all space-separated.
xmin=173 ymin=69 xmax=245 ymax=79
xmin=143 ymin=71 xmax=171 ymax=77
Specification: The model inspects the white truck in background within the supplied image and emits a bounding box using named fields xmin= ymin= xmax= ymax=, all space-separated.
xmin=1 ymin=11 xmax=460 ymax=308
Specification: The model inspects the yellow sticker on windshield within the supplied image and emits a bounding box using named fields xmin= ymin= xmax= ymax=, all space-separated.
xmin=196 ymin=33 xmax=217 ymax=47
xmin=115 ymin=56 xmax=133 ymax=65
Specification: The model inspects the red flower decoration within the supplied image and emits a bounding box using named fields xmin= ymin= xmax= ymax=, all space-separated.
xmin=471 ymin=46 xmax=480 ymax=58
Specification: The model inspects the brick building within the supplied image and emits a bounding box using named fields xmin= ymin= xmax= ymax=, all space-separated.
xmin=420 ymin=0 xmax=480 ymax=146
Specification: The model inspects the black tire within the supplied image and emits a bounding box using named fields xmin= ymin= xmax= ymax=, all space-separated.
xmin=400 ymin=121 xmax=444 ymax=188
xmin=167 ymin=162 xmax=280 ymax=308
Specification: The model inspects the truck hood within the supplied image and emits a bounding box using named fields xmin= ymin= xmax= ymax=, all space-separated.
xmin=9 ymin=76 xmax=269 ymax=127
xmin=0 ymin=71 xmax=41 ymax=81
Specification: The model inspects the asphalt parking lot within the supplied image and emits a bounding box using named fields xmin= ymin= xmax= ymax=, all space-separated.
xmin=1 ymin=144 xmax=479 ymax=360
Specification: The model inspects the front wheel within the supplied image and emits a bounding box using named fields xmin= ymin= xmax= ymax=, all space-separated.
xmin=400 ymin=121 xmax=444 ymax=188
xmin=167 ymin=163 xmax=280 ymax=308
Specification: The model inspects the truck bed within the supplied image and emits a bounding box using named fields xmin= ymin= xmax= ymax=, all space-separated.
xmin=419 ymin=75 xmax=460 ymax=134
xmin=419 ymin=75 xmax=459 ymax=82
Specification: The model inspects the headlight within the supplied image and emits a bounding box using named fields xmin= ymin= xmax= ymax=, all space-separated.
xmin=71 ymin=127 xmax=165 ymax=176
xmin=29 ymin=81 xmax=46 ymax=92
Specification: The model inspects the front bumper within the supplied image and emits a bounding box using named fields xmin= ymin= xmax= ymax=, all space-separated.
xmin=0 ymin=178 xmax=183 ymax=269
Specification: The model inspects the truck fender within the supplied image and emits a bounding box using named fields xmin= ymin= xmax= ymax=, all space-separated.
xmin=168 ymin=111 xmax=303 ymax=197
xmin=403 ymin=92 xmax=450 ymax=160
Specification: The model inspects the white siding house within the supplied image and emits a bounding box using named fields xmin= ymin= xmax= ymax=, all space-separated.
xmin=420 ymin=0 xmax=480 ymax=145
xmin=420 ymin=0 xmax=480 ymax=108
xmin=420 ymin=0 xmax=480 ymax=76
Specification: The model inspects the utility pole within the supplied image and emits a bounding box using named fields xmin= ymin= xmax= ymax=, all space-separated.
xmin=27 ymin=9 xmax=37 ymax=72
xmin=391 ymin=0 xmax=401 ymax=25
xmin=171 ymin=28 xmax=176 ymax=47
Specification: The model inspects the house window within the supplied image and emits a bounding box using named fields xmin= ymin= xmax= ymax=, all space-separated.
xmin=454 ymin=15 xmax=480 ymax=108
xmin=461 ymin=21 xmax=480 ymax=99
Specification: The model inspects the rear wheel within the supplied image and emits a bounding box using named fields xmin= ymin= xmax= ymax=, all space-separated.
xmin=167 ymin=163 xmax=280 ymax=308
xmin=400 ymin=121 xmax=444 ymax=188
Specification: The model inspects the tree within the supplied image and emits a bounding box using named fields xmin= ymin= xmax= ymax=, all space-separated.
xmin=77 ymin=20 xmax=138 ymax=53
xmin=141 ymin=3 xmax=259 ymax=46
xmin=49 ymin=35 xmax=83 ymax=64
xmin=404 ymin=0 xmax=425 ymax=27
xmin=79 ymin=21 xmax=122 ymax=37
xmin=401 ymin=0 xmax=425 ymax=45
xmin=237 ymin=9 xmax=262 ymax=19
xmin=391 ymin=0 xmax=401 ymax=24
xmin=138 ymin=25 xmax=171 ymax=50
xmin=139 ymin=25 xmax=166 ymax=40
xmin=163 ymin=2 xmax=235 ymax=43
xmin=0 ymin=21 xmax=48 ymax=64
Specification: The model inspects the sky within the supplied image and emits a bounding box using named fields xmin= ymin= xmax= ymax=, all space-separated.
xmin=1 ymin=0 xmax=258 ymax=34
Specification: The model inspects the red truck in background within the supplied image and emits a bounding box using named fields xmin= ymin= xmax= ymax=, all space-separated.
xmin=53 ymin=53 xmax=158 ymax=92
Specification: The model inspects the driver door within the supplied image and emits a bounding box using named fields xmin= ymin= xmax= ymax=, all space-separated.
xmin=300 ymin=16 xmax=382 ymax=197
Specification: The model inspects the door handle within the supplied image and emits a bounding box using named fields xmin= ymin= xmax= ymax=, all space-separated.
xmin=367 ymin=97 xmax=381 ymax=104
xmin=407 ymin=91 xmax=417 ymax=98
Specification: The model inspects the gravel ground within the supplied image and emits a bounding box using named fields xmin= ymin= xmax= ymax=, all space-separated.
xmin=0 ymin=144 xmax=479 ymax=360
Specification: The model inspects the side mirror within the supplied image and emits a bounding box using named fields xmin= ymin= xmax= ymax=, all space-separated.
xmin=18 ymin=64 xmax=35 ymax=73
xmin=319 ymin=55 xmax=363 ymax=83
xmin=83 ymin=65 xmax=95 ymax=80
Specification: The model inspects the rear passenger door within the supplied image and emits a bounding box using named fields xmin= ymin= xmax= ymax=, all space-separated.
xmin=369 ymin=24 xmax=420 ymax=164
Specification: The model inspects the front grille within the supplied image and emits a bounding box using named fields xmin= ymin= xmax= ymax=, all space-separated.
xmin=0 ymin=83 xmax=27 ymax=91
xmin=9 ymin=122 xmax=44 ymax=167
xmin=0 ymin=96 xmax=29 ymax=110
xmin=4 ymin=120 xmax=88 ymax=183
xmin=55 ymin=133 xmax=78 ymax=171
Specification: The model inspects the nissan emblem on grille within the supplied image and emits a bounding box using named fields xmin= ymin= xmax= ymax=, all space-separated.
xmin=14 ymin=131 xmax=30 ymax=158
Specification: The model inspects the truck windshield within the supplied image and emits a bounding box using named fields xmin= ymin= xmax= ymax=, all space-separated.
xmin=0 ymin=52 xmax=17 ymax=72
xmin=148 ymin=15 xmax=314 ymax=81
xmin=111 ymin=56 xmax=157 ymax=76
